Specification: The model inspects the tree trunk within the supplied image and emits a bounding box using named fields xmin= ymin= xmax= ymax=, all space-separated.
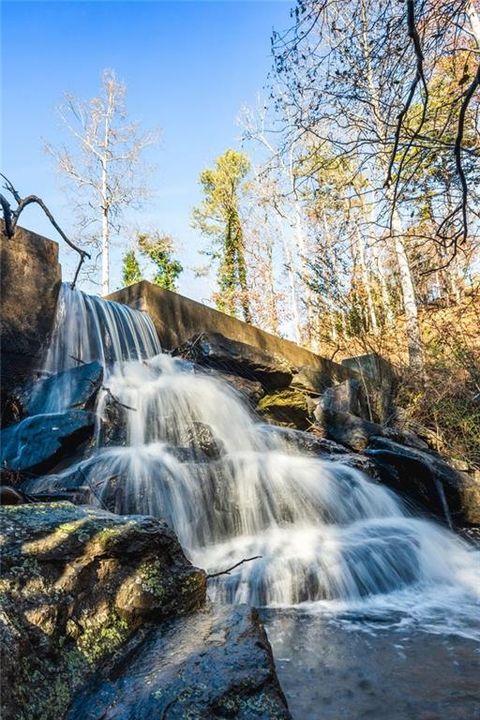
xmin=391 ymin=207 xmax=424 ymax=371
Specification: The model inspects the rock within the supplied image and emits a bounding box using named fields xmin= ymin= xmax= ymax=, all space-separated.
xmin=180 ymin=421 xmax=225 ymax=459
xmin=319 ymin=378 xmax=371 ymax=420
xmin=314 ymin=409 xmax=382 ymax=451
xmin=315 ymin=409 xmax=430 ymax=453
xmin=0 ymin=410 xmax=95 ymax=475
xmin=0 ymin=502 xmax=206 ymax=720
xmin=0 ymin=486 xmax=29 ymax=505
xmin=66 ymin=605 xmax=291 ymax=720
xmin=257 ymin=389 xmax=314 ymax=430
xmin=1 ymin=227 xmax=62 ymax=420
xmin=258 ymin=425 xmax=349 ymax=457
xmin=17 ymin=361 xmax=104 ymax=416
xmin=291 ymin=362 xmax=355 ymax=395
xmin=173 ymin=332 xmax=293 ymax=391
xmin=205 ymin=368 xmax=265 ymax=405
xmin=341 ymin=353 xmax=396 ymax=421
xmin=365 ymin=437 xmax=480 ymax=526
xmin=98 ymin=391 xmax=129 ymax=447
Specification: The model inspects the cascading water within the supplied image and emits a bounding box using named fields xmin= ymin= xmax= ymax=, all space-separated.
xmin=28 ymin=285 xmax=480 ymax=639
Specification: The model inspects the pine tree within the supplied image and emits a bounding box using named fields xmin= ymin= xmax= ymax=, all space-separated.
xmin=122 ymin=249 xmax=143 ymax=286
xmin=192 ymin=149 xmax=252 ymax=322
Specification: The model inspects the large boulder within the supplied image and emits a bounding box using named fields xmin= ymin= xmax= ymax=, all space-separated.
xmin=173 ymin=332 xmax=293 ymax=391
xmin=0 ymin=502 xmax=206 ymax=720
xmin=0 ymin=410 xmax=95 ymax=475
xmin=66 ymin=605 xmax=291 ymax=720
xmin=315 ymin=409 xmax=429 ymax=453
xmin=365 ymin=437 xmax=480 ymax=526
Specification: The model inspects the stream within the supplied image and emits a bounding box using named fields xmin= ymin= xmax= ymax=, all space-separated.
xmin=24 ymin=283 xmax=480 ymax=718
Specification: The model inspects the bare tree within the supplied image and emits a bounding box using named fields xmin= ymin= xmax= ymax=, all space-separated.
xmin=46 ymin=69 xmax=158 ymax=294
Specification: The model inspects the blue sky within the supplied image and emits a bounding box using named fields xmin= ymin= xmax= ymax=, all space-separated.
xmin=1 ymin=0 xmax=292 ymax=300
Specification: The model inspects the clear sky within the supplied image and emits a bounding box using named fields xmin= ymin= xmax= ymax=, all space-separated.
xmin=1 ymin=0 xmax=292 ymax=300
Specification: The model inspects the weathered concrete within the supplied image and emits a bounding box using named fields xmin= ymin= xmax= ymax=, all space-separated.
xmin=107 ymin=281 xmax=349 ymax=373
xmin=1 ymin=226 xmax=61 ymax=418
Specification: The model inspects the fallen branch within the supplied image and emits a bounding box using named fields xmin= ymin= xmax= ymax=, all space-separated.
xmin=0 ymin=175 xmax=91 ymax=290
xmin=206 ymin=555 xmax=262 ymax=579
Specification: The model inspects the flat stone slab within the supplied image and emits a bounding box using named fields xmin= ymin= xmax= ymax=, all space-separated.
xmin=0 ymin=410 xmax=95 ymax=474
xmin=67 ymin=605 xmax=291 ymax=720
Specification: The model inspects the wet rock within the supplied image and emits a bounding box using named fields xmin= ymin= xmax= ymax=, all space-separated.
xmin=18 ymin=361 xmax=104 ymax=416
xmin=319 ymin=378 xmax=371 ymax=420
xmin=66 ymin=605 xmax=291 ymax=720
xmin=0 ymin=502 xmax=206 ymax=720
xmin=0 ymin=410 xmax=95 ymax=475
xmin=179 ymin=421 xmax=225 ymax=459
xmin=98 ymin=391 xmax=129 ymax=447
xmin=257 ymin=389 xmax=314 ymax=430
xmin=205 ymin=367 xmax=265 ymax=405
xmin=315 ymin=409 xmax=430 ymax=453
xmin=365 ymin=437 xmax=480 ymax=526
xmin=258 ymin=425 xmax=349 ymax=457
xmin=173 ymin=332 xmax=293 ymax=391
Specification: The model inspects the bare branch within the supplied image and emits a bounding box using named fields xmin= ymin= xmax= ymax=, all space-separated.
xmin=206 ymin=555 xmax=262 ymax=579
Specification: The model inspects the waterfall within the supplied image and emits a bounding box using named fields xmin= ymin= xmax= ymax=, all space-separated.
xmin=43 ymin=282 xmax=161 ymax=375
xmin=32 ymin=283 xmax=161 ymax=413
xmin=27 ymin=288 xmax=480 ymax=634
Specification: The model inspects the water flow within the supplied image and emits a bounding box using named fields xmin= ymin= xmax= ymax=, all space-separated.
xmin=33 ymin=288 xmax=480 ymax=636
xmin=34 ymin=283 xmax=161 ymax=411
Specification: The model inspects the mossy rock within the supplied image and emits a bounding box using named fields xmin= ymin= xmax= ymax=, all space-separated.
xmin=0 ymin=502 xmax=206 ymax=720
xmin=257 ymin=389 xmax=313 ymax=430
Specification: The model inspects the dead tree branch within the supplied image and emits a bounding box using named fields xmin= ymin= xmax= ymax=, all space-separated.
xmin=206 ymin=555 xmax=262 ymax=579
xmin=0 ymin=175 xmax=91 ymax=289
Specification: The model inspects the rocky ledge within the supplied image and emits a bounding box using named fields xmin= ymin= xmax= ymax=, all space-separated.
xmin=0 ymin=502 xmax=290 ymax=720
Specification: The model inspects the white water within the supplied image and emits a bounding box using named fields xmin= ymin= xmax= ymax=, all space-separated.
xmin=30 ymin=286 xmax=480 ymax=639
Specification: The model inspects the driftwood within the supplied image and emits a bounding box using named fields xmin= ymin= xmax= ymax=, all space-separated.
xmin=0 ymin=175 xmax=90 ymax=289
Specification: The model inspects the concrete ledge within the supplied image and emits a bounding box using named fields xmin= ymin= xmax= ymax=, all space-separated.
xmin=107 ymin=281 xmax=343 ymax=372
xmin=1 ymin=227 xmax=61 ymax=409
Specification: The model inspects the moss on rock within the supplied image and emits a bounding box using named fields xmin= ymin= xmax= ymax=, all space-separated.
xmin=0 ymin=502 xmax=206 ymax=720
xmin=257 ymin=388 xmax=313 ymax=430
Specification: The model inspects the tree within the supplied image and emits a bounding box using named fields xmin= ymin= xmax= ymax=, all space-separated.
xmin=122 ymin=249 xmax=142 ymax=287
xmin=270 ymin=0 xmax=480 ymax=368
xmin=192 ymin=149 xmax=252 ymax=322
xmin=137 ymin=232 xmax=183 ymax=291
xmin=46 ymin=69 xmax=158 ymax=294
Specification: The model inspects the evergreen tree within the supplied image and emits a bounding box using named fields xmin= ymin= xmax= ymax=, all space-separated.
xmin=192 ymin=149 xmax=252 ymax=322
xmin=137 ymin=232 xmax=183 ymax=291
xmin=122 ymin=249 xmax=143 ymax=286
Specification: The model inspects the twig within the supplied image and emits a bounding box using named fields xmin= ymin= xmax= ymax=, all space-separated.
xmin=69 ymin=354 xmax=86 ymax=365
xmin=206 ymin=555 xmax=262 ymax=579
xmin=102 ymin=386 xmax=137 ymax=412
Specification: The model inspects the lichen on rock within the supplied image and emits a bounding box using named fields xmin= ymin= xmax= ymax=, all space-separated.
xmin=0 ymin=502 xmax=206 ymax=720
